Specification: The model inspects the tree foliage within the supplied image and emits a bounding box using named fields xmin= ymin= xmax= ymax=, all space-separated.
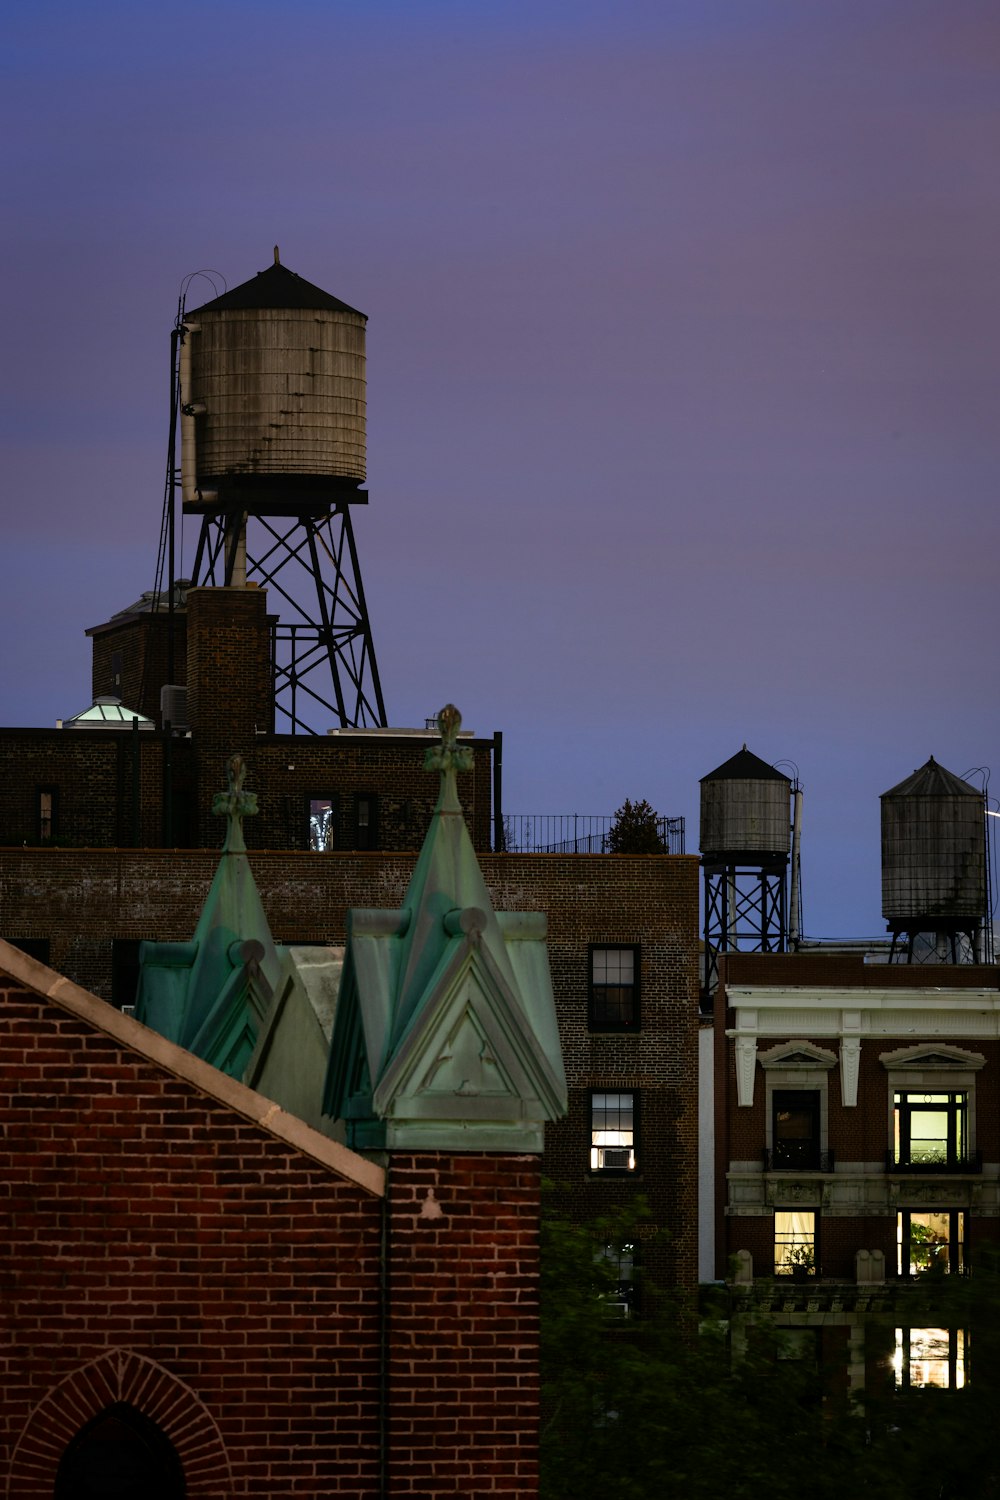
xmin=606 ymin=799 xmax=667 ymax=854
xmin=540 ymin=1193 xmax=1000 ymax=1500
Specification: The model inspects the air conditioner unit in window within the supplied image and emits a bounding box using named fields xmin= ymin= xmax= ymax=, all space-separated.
xmin=601 ymin=1148 xmax=631 ymax=1170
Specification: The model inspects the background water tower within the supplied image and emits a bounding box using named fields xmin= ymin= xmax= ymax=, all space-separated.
xmin=881 ymin=757 xmax=990 ymax=963
xmin=700 ymin=746 xmax=793 ymax=1003
xmin=168 ymin=251 xmax=386 ymax=731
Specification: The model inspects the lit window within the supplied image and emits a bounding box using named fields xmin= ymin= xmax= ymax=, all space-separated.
xmin=897 ymin=1210 xmax=964 ymax=1278
xmin=893 ymin=1328 xmax=966 ymax=1390
xmin=894 ymin=1092 xmax=969 ymax=1169
xmin=589 ymin=945 xmax=639 ymax=1030
xmin=590 ymin=1091 xmax=637 ymax=1173
xmin=308 ymin=797 xmax=337 ymax=852
xmin=774 ymin=1210 xmax=816 ymax=1276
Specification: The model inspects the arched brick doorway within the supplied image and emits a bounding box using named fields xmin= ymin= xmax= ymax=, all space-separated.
xmin=8 ymin=1351 xmax=230 ymax=1498
xmin=54 ymin=1401 xmax=185 ymax=1498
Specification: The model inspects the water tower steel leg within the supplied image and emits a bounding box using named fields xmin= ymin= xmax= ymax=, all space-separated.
xmin=341 ymin=507 xmax=387 ymax=727
xmin=305 ymin=518 xmax=349 ymax=726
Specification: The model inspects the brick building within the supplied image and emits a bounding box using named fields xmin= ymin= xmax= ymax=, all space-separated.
xmin=0 ymin=941 xmax=543 ymax=1494
xmin=0 ymin=712 xmax=569 ymax=1494
xmin=0 ymin=842 xmax=699 ymax=1296
xmin=2 ymin=583 xmax=498 ymax=856
xmin=714 ymin=952 xmax=1000 ymax=1394
xmin=0 ymin=575 xmax=701 ymax=1298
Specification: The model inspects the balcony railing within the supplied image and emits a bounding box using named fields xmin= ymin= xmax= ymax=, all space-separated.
xmin=500 ymin=814 xmax=685 ymax=856
xmin=886 ymin=1150 xmax=982 ymax=1175
xmin=764 ymin=1148 xmax=835 ymax=1172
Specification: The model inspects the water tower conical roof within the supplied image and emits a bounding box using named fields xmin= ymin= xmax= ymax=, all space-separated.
xmin=701 ymin=745 xmax=789 ymax=783
xmin=882 ymin=756 xmax=980 ymax=801
xmin=188 ymin=261 xmax=365 ymax=318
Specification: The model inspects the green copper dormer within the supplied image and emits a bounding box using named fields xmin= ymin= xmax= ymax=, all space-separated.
xmin=324 ymin=705 xmax=567 ymax=1152
xmin=134 ymin=755 xmax=285 ymax=1077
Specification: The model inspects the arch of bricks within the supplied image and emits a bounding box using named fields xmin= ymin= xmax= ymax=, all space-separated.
xmin=8 ymin=1349 xmax=231 ymax=1496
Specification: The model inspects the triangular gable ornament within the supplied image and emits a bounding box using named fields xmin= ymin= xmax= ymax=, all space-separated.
xmin=324 ymin=705 xmax=567 ymax=1151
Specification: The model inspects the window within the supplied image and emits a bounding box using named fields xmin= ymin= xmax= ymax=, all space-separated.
xmin=897 ymin=1210 xmax=965 ymax=1278
xmin=110 ymin=648 xmax=123 ymax=695
xmin=774 ymin=1210 xmax=816 ymax=1276
xmin=894 ymin=1091 xmax=969 ymax=1169
xmin=893 ymin=1328 xmax=966 ymax=1390
xmin=308 ymin=796 xmax=338 ymax=852
xmin=771 ymin=1090 xmax=820 ymax=1169
xmin=590 ymin=1091 xmax=637 ymax=1173
xmin=5 ymin=937 xmax=51 ymax=965
xmin=353 ymin=794 xmax=378 ymax=850
xmin=589 ymin=945 xmax=640 ymax=1030
xmin=596 ymin=1239 xmax=636 ymax=1318
xmin=37 ymin=786 xmax=58 ymax=842
xmin=111 ymin=939 xmax=145 ymax=1011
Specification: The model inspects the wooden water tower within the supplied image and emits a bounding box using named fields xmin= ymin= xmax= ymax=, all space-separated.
xmin=881 ymin=757 xmax=989 ymax=963
xmin=172 ymin=251 xmax=386 ymax=732
xmin=700 ymin=746 xmax=792 ymax=1003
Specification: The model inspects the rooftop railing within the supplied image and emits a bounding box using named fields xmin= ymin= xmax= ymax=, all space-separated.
xmin=500 ymin=815 xmax=685 ymax=856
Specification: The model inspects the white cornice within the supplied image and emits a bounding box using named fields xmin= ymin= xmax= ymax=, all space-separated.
xmin=727 ymin=986 xmax=1000 ymax=1041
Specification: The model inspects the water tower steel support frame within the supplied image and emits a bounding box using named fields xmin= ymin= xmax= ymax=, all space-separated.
xmin=167 ymin=256 xmax=389 ymax=735
xmin=886 ymin=923 xmax=981 ymax=966
xmin=189 ymin=504 xmax=386 ymax=734
xmin=702 ymin=858 xmax=788 ymax=1001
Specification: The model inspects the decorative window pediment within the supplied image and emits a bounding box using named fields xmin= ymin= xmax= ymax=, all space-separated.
xmin=759 ymin=1041 xmax=836 ymax=1071
xmin=880 ymin=1045 xmax=985 ymax=1072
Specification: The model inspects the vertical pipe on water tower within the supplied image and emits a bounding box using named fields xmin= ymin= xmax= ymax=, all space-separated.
xmin=179 ymin=323 xmax=198 ymax=509
xmin=789 ymin=785 xmax=803 ymax=950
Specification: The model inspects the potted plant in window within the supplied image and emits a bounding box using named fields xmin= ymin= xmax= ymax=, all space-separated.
xmin=909 ymin=1221 xmax=948 ymax=1276
xmin=785 ymin=1245 xmax=816 ymax=1281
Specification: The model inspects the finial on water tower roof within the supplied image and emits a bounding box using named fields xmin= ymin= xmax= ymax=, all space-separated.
xmin=274 ymin=245 xmax=281 ymax=266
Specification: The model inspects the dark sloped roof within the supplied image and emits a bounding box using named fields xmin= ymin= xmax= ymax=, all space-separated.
xmin=701 ymin=745 xmax=790 ymax=783
xmin=882 ymin=757 xmax=980 ymax=800
xmin=187 ymin=262 xmax=365 ymax=317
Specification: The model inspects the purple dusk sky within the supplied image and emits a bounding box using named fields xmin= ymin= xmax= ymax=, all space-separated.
xmin=2 ymin=0 xmax=998 ymax=938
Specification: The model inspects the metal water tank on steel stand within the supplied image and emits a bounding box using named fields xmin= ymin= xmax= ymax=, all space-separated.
xmin=700 ymin=746 xmax=792 ymax=1004
xmin=178 ymin=250 xmax=386 ymax=732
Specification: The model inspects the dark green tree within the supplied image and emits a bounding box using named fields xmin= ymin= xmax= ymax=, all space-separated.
xmin=606 ymin=799 xmax=667 ymax=854
xmin=540 ymin=1193 xmax=858 ymax=1500
xmin=538 ymin=1194 xmax=1000 ymax=1500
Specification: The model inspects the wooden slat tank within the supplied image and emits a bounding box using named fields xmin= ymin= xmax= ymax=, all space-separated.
xmin=699 ymin=745 xmax=791 ymax=860
xmin=184 ymin=259 xmax=366 ymax=489
xmin=881 ymin=757 xmax=985 ymax=922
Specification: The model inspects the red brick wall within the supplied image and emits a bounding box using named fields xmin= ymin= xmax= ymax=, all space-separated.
xmin=0 ymin=847 xmax=701 ymax=1297
xmin=504 ymin=855 xmax=700 ymax=1293
xmin=0 ymin=975 xmax=383 ymax=1496
xmin=90 ymin=613 xmax=189 ymax=724
xmin=0 ymin=731 xmax=491 ymax=853
xmin=0 ymin=972 xmax=549 ymax=1496
xmin=386 ymin=1154 xmax=541 ymax=1495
